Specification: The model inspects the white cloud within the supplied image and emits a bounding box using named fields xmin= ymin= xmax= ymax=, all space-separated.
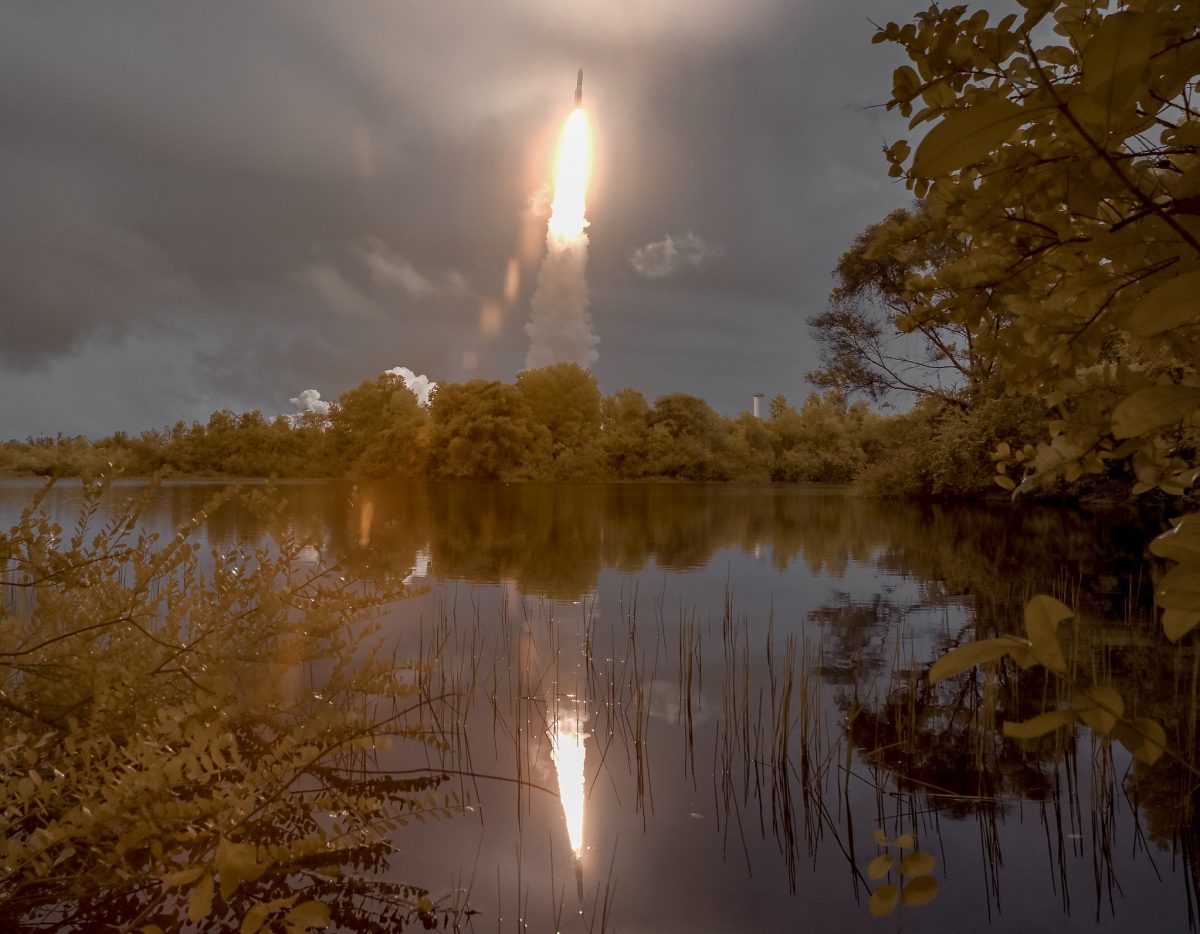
xmin=289 ymin=388 xmax=331 ymax=415
xmin=630 ymin=232 xmax=722 ymax=279
xmin=384 ymin=366 xmax=437 ymax=406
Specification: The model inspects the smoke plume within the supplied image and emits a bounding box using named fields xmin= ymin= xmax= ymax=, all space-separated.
xmin=524 ymin=107 xmax=597 ymax=370
xmin=524 ymin=232 xmax=597 ymax=369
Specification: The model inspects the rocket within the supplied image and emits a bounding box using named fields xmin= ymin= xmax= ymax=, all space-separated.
xmin=574 ymin=69 xmax=583 ymax=108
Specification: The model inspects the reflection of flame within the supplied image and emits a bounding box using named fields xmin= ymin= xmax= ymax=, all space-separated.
xmin=549 ymin=701 xmax=587 ymax=859
xmin=547 ymin=109 xmax=590 ymax=241
xmin=358 ymin=498 xmax=375 ymax=547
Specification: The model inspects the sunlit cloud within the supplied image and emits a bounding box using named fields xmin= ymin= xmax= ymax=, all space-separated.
xmin=289 ymin=388 xmax=331 ymax=415
xmin=384 ymin=365 xmax=437 ymax=406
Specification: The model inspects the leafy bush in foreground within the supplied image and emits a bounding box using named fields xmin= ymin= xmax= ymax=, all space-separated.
xmin=0 ymin=478 xmax=464 ymax=931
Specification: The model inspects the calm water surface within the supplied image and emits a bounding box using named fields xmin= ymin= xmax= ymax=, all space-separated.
xmin=1 ymin=478 xmax=1191 ymax=932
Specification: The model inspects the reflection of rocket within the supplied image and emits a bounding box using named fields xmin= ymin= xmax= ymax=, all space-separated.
xmin=574 ymin=69 xmax=583 ymax=108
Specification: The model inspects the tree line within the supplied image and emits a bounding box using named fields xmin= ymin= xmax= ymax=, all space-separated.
xmin=2 ymin=363 xmax=983 ymax=490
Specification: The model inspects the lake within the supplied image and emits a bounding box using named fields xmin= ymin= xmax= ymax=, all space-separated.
xmin=0 ymin=477 xmax=1192 ymax=932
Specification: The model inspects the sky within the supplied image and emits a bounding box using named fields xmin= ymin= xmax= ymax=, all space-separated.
xmin=0 ymin=0 xmax=920 ymax=439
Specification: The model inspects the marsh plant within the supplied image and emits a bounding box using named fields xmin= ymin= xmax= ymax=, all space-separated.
xmin=0 ymin=478 xmax=466 ymax=932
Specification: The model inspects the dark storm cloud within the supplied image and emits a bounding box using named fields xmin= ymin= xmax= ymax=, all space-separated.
xmin=0 ymin=0 xmax=917 ymax=437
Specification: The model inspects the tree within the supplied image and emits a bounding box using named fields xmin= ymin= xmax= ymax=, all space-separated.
xmin=328 ymin=373 xmax=429 ymax=478
xmin=873 ymin=0 xmax=1199 ymax=492
xmin=599 ymin=388 xmax=653 ymax=478
xmin=643 ymin=393 xmax=745 ymax=481
xmin=809 ymin=204 xmax=1002 ymax=405
xmin=871 ymin=0 xmax=1199 ymax=755
xmin=426 ymin=380 xmax=551 ymax=480
xmin=767 ymin=391 xmax=873 ymax=483
xmin=515 ymin=363 xmax=603 ymax=479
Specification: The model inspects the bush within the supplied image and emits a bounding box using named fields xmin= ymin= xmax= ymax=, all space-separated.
xmin=0 ymin=478 xmax=463 ymax=931
xmin=856 ymin=393 xmax=1046 ymax=498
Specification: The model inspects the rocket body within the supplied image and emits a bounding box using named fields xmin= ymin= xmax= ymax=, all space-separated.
xmin=574 ymin=69 xmax=583 ymax=108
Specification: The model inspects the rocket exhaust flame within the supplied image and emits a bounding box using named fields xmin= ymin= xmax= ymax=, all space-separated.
xmin=547 ymin=109 xmax=590 ymax=241
xmin=524 ymin=71 xmax=598 ymax=370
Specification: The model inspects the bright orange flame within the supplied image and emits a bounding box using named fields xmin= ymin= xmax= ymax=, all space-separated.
xmin=547 ymin=108 xmax=591 ymax=241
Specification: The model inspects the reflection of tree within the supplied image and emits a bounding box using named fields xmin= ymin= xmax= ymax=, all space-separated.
xmin=809 ymin=596 xmax=894 ymax=684
xmin=167 ymin=482 xmax=1157 ymax=612
xmin=845 ymin=675 xmax=1059 ymax=817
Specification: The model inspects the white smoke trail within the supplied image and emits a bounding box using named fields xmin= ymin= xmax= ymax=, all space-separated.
xmin=524 ymin=232 xmax=597 ymax=369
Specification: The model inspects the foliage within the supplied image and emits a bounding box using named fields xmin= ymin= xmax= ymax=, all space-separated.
xmin=809 ymin=203 xmax=1000 ymax=405
xmin=856 ymin=391 xmax=1047 ymax=497
xmin=426 ymin=380 xmax=552 ymax=480
xmin=866 ymin=829 xmax=938 ymax=918
xmin=0 ymin=478 xmax=464 ymax=931
xmin=515 ymin=363 xmax=603 ymax=479
xmin=872 ymin=0 xmax=1200 ymax=626
xmin=768 ymin=391 xmax=874 ymax=483
xmin=0 ymin=350 xmax=912 ymax=485
xmin=929 ymin=594 xmax=1169 ymax=767
xmin=328 ymin=374 xmax=429 ymax=478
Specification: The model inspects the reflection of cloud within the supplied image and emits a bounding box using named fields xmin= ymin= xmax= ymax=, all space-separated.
xmin=647 ymin=677 xmax=714 ymax=725
xmin=403 ymin=547 xmax=431 ymax=584
xmin=630 ymin=232 xmax=722 ymax=279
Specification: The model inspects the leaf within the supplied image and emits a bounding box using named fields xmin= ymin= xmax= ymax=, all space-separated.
xmin=911 ymin=99 xmax=1033 ymax=177
xmin=163 ymin=866 xmax=206 ymax=888
xmin=1024 ymin=594 xmax=1072 ymax=673
xmin=1149 ymin=516 xmax=1200 ymax=563
xmin=892 ymin=833 xmax=915 ymax=849
xmin=872 ymin=828 xmax=889 ymax=846
xmin=994 ymin=474 xmax=1016 ymax=491
xmin=1162 ymin=609 xmax=1200 ymax=642
xmin=1081 ymin=13 xmax=1157 ymax=117
xmin=901 ymin=875 xmax=939 ymax=907
xmin=868 ymin=854 xmax=896 ymax=879
xmin=1003 ymin=709 xmax=1077 ymax=739
xmin=188 ymin=872 xmax=215 ymax=924
xmin=1112 ymin=386 xmax=1200 ymax=440
xmin=1129 ymin=271 xmax=1200 ymax=337
xmin=900 ymin=850 xmax=935 ymax=878
xmin=241 ymin=904 xmax=272 ymax=934
xmin=1131 ymin=717 xmax=1167 ymax=765
xmin=1155 ymin=565 xmax=1200 ymax=612
xmin=1114 ymin=717 xmax=1168 ymax=766
xmin=929 ymin=636 xmax=1028 ymax=683
xmin=869 ymin=883 xmax=900 ymax=918
xmin=216 ymin=838 xmax=265 ymax=900
xmin=284 ymin=900 xmax=331 ymax=931
xmin=1071 ymin=685 xmax=1124 ymax=736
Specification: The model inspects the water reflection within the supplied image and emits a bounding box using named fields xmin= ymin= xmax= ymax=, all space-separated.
xmin=0 ymin=478 xmax=1183 ymax=932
